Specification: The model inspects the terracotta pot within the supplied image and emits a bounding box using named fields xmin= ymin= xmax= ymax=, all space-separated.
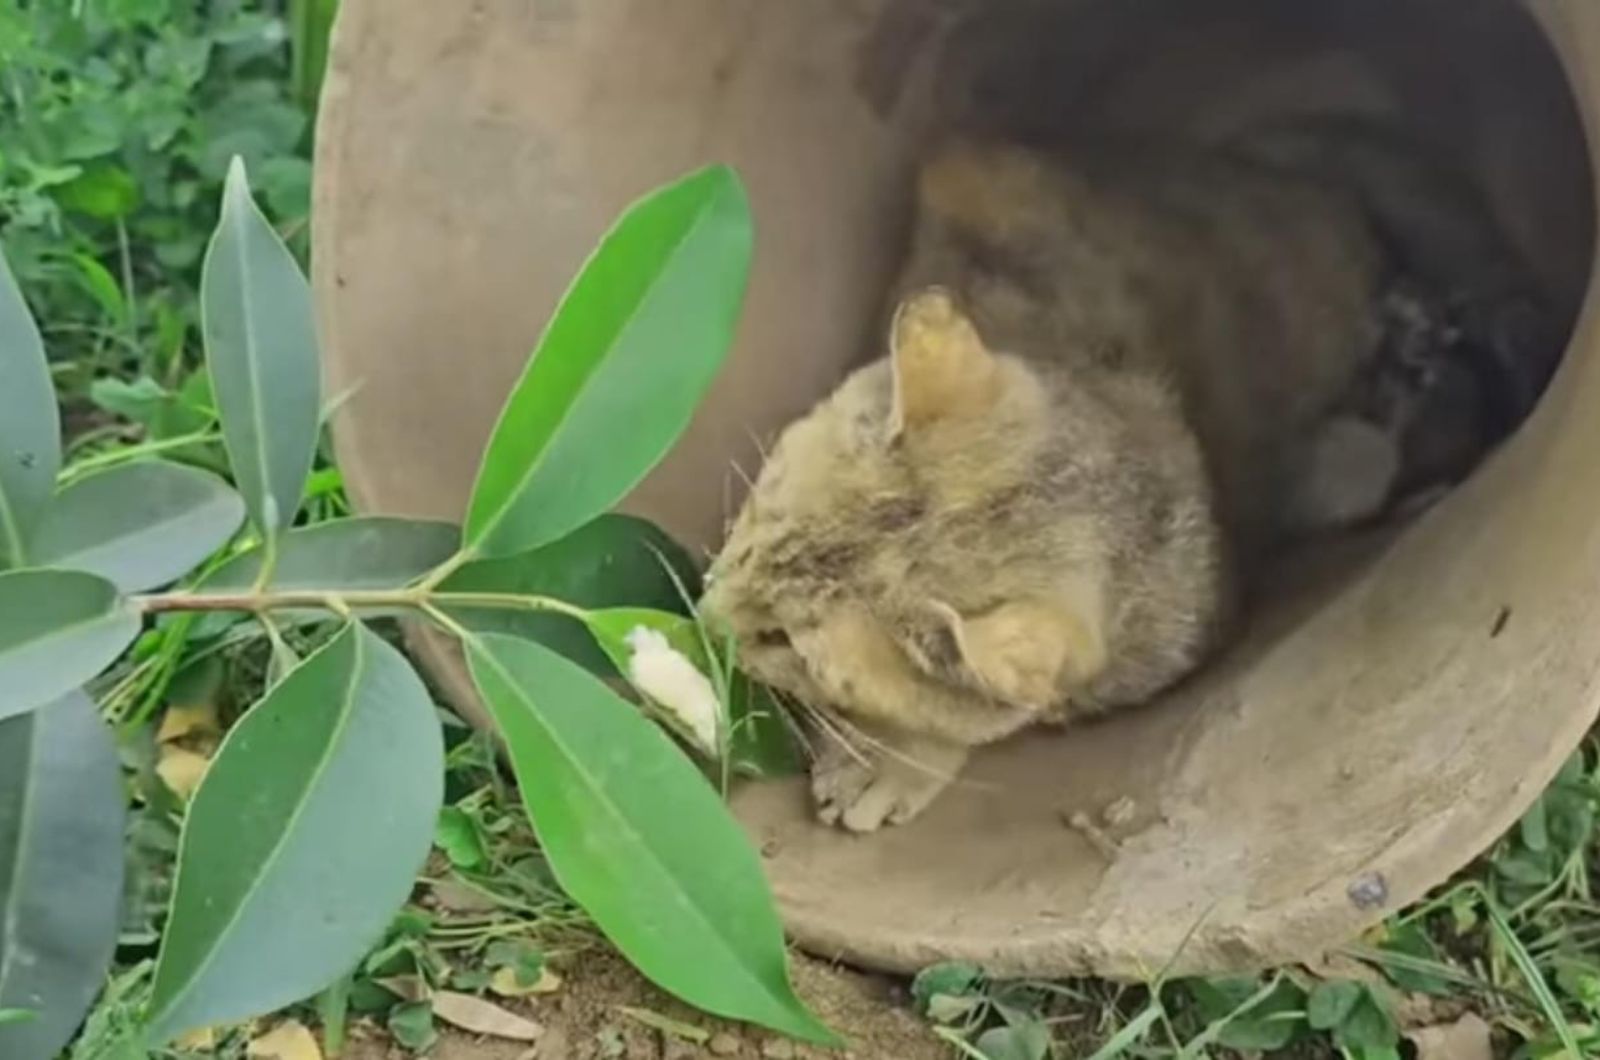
xmin=313 ymin=0 xmax=1599 ymax=976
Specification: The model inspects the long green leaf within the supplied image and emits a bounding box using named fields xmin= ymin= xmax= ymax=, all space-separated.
xmin=464 ymin=633 xmax=834 ymax=1044
xmin=289 ymin=0 xmax=339 ymax=111
xmin=33 ymin=461 xmax=245 ymax=592
xmin=463 ymin=165 xmax=752 ymax=558
xmin=0 ymin=692 xmax=125 ymax=1060
xmin=583 ymin=606 xmax=800 ymax=777
xmin=144 ymin=623 xmax=443 ymax=1043
xmin=0 ymin=570 xmax=139 ymax=722
xmin=201 ymin=157 xmax=320 ymax=537
xmin=443 ymin=514 xmax=699 ymax=674
xmin=201 ymin=517 xmax=459 ymax=595
xmin=0 ymin=247 xmax=59 ymax=569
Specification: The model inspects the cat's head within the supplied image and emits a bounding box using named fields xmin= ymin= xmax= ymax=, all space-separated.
xmin=699 ymin=289 xmax=1113 ymax=729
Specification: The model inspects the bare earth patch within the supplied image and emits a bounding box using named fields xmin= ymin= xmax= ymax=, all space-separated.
xmin=337 ymin=948 xmax=946 ymax=1060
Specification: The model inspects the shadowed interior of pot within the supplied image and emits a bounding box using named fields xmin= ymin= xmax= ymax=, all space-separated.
xmin=314 ymin=0 xmax=1600 ymax=976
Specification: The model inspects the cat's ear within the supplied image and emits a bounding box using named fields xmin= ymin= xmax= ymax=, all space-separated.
xmin=931 ymin=596 xmax=1105 ymax=708
xmin=889 ymin=288 xmax=1002 ymax=435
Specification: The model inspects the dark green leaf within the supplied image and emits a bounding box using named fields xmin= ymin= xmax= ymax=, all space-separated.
xmin=725 ymin=676 xmax=803 ymax=778
xmin=974 ymin=1021 xmax=1049 ymax=1060
xmin=33 ymin=462 xmax=244 ymax=592
xmin=289 ymin=0 xmax=339 ymax=109
xmin=144 ymin=624 xmax=444 ymax=1043
xmin=583 ymin=606 xmax=799 ymax=776
xmin=465 ymin=633 xmax=834 ymax=1044
xmin=1520 ymin=793 xmax=1550 ymax=853
xmin=201 ymin=157 xmax=320 ymax=536
xmin=65 ymin=254 xmax=126 ymax=324
xmin=1307 ymin=981 xmax=1361 ymax=1030
xmin=911 ymin=963 xmax=984 ymax=1011
xmin=435 ymin=807 xmax=486 ymax=870
xmin=463 ymin=166 xmax=752 ymax=558
xmin=201 ymin=516 xmax=460 ymax=595
xmin=387 ymin=1000 xmax=436 ymax=1051
xmin=1335 ymin=987 xmax=1398 ymax=1051
xmin=0 ymin=247 xmax=59 ymax=568
xmin=54 ymin=163 xmax=140 ymax=220
xmin=443 ymin=514 xmax=698 ymax=675
xmin=348 ymin=979 xmax=398 ymax=1015
xmin=0 ymin=692 xmax=125 ymax=1060
xmin=0 ymin=570 xmax=140 ymax=723
xmin=1495 ymin=850 xmax=1555 ymax=887
xmin=1375 ymin=923 xmax=1455 ymax=996
xmin=484 ymin=941 xmax=545 ymax=987
xmin=88 ymin=377 xmax=170 ymax=427
xmin=1189 ymin=978 xmax=1307 ymax=1051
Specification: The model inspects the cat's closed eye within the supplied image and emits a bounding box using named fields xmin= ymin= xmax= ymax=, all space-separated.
xmin=753 ymin=629 xmax=792 ymax=648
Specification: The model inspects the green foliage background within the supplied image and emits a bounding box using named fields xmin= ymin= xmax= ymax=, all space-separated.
xmin=0 ymin=0 xmax=314 ymax=392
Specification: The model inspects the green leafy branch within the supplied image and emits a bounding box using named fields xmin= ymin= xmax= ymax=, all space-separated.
xmin=0 ymin=156 xmax=832 ymax=1060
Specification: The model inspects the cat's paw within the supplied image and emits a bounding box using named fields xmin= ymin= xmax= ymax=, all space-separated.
xmin=810 ymin=738 xmax=966 ymax=833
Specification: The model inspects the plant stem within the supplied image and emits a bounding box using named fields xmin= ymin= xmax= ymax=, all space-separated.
xmin=414 ymin=547 xmax=475 ymax=593
xmin=129 ymin=587 xmax=591 ymax=621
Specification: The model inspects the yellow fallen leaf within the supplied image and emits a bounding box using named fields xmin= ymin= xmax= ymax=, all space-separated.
xmin=431 ymin=991 xmax=543 ymax=1041
xmin=156 ymin=746 xmax=212 ymax=800
xmin=175 ymin=1026 xmax=217 ymax=1051
xmin=157 ymin=701 xmax=220 ymax=744
xmin=489 ymin=965 xmax=563 ymax=997
xmin=248 ymin=1020 xmax=323 ymax=1060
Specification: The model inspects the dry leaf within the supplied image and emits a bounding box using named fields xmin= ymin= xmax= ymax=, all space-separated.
xmin=156 ymin=745 xmax=212 ymax=800
xmin=158 ymin=701 xmax=220 ymax=743
xmin=429 ymin=878 xmax=501 ymax=913
xmin=432 ymin=991 xmax=544 ymax=1041
xmin=490 ymin=965 xmax=563 ymax=997
xmin=175 ymin=1027 xmax=217 ymax=1050
xmin=248 ymin=1020 xmax=324 ymax=1060
xmin=1407 ymin=1012 xmax=1492 ymax=1060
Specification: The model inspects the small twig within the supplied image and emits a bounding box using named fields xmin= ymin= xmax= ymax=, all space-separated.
xmin=1064 ymin=810 xmax=1121 ymax=861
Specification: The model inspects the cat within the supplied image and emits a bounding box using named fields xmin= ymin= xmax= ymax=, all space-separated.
xmin=699 ymin=130 xmax=1549 ymax=832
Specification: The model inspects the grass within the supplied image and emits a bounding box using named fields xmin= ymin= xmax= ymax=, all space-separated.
xmin=13 ymin=3 xmax=1600 ymax=1058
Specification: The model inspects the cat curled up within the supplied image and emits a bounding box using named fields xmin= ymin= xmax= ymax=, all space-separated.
xmin=699 ymin=133 xmax=1551 ymax=833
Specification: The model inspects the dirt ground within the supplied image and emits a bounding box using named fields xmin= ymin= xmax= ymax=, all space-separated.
xmin=337 ymin=948 xmax=948 ymax=1060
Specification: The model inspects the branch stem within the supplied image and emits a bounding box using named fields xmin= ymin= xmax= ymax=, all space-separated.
xmin=129 ymin=587 xmax=591 ymax=622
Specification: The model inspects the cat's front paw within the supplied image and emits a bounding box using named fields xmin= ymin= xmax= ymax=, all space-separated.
xmin=810 ymin=737 xmax=966 ymax=833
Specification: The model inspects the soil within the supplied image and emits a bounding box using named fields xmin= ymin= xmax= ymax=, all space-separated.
xmin=336 ymin=948 xmax=948 ymax=1060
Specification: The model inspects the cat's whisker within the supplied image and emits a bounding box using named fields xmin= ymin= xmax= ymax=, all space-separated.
xmin=728 ymin=457 xmax=756 ymax=492
xmin=794 ymin=701 xmax=869 ymax=767
xmin=744 ymin=426 xmax=771 ymax=467
xmin=817 ymin=707 xmax=997 ymax=792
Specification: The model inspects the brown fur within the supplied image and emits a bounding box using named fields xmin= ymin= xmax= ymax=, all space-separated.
xmin=700 ymin=133 xmax=1534 ymax=831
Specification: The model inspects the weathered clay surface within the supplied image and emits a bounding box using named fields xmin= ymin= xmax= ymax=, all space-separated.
xmin=314 ymin=0 xmax=1599 ymax=977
